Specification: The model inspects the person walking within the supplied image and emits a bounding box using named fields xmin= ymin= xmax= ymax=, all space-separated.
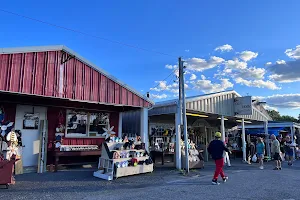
xmin=224 ymin=134 xmax=231 ymax=167
xmin=271 ymin=134 xmax=281 ymax=170
xmin=208 ymin=132 xmax=230 ymax=185
xmin=256 ymin=137 xmax=265 ymax=169
xmin=247 ymin=139 xmax=256 ymax=164
xmin=284 ymin=136 xmax=294 ymax=166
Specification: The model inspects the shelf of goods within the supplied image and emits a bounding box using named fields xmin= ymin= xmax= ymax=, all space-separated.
xmin=93 ymin=142 xmax=153 ymax=180
xmin=181 ymin=149 xmax=204 ymax=169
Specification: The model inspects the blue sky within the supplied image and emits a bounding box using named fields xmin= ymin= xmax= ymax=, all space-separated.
xmin=1 ymin=0 xmax=300 ymax=117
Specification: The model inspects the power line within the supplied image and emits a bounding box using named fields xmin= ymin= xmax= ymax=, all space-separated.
xmin=0 ymin=9 xmax=176 ymax=58
xmin=147 ymin=67 xmax=178 ymax=92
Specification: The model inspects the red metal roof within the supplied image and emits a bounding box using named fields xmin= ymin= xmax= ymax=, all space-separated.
xmin=0 ymin=45 xmax=152 ymax=108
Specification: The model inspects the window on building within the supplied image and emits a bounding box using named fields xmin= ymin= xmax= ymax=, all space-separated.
xmin=66 ymin=110 xmax=109 ymax=138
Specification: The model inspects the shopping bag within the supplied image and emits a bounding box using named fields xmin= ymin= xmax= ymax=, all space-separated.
xmin=280 ymin=152 xmax=285 ymax=161
xmin=251 ymin=154 xmax=257 ymax=163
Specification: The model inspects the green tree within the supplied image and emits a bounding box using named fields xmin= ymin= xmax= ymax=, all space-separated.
xmin=267 ymin=110 xmax=298 ymax=122
xmin=267 ymin=110 xmax=281 ymax=121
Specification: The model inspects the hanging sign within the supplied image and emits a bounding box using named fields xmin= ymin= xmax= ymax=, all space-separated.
xmin=234 ymin=96 xmax=252 ymax=115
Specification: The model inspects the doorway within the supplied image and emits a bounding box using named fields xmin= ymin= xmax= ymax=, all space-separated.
xmin=15 ymin=105 xmax=47 ymax=167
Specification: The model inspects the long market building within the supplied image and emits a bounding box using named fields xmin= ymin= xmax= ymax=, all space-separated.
xmin=124 ymin=90 xmax=272 ymax=169
xmin=0 ymin=45 xmax=152 ymax=173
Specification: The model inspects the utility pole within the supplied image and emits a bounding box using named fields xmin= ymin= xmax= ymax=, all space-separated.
xmin=178 ymin=57 xmax=189 ymax=173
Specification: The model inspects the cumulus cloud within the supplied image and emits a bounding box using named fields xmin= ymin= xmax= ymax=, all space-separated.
xmin=239 ymin=51 xmax=258 ymax=61
xmin=165 ymin=64 xmax=177 ymax=69
xmin=265 ymin=62 xmax=272 ymax=66
xmin=235 ymin=77 xmax=281 ymax=90
xmin=233 ymin=67 xmax=266 ymax=80
xmin=225 ymin=59 xmax=247 ymax=70
xmin=190 ymin=74 xmax=197 ymax=80
xmin=185 ymin=56 xmax=224 ymax=72
xmin=276 ymin=60 xmax=286 ymax=65
xmin=150 ymin=81 xmax=179 ymax=93
xmin=285 ymin=45 xmax=300 ymax=59
xmin=185 ymin=49 xmax=190 ymax=52
xmin=268 ymin=59 xmax=300 ymax=83
xmin=150 ymin=93 xmax=168 ymax=99
xmin=263 ymin=104 xmax=278 ymax=111
xmin=224 ymin=59 xmax=265 ymax=80
xmin=259 ymin=94 xmax=300 ymax=109
xmin=191 ymin=75 xmax=234 ymax=93
xmin=215 ymin=44 xmax=233 ymax=52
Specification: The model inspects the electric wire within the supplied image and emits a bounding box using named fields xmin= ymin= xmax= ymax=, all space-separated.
xmin=0 ymin=9 xmax=182 ymax=98
xmin=0 ymin=9 xmax=176 ymax=58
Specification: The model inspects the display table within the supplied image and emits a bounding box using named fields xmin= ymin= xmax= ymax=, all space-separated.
xmin=150 ymin=150 xmax=175 ymax=165
xmin=54 ymin=150 xmax=101 ymax=172
xmin=181 ymin=149 xmax=204 ymax=169
xmin=94 ymin=142 xmax=153 ymax=180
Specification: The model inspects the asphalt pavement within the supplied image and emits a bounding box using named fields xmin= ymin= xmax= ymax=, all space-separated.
xmin=1 ymin=160 xmax=300 ymax=200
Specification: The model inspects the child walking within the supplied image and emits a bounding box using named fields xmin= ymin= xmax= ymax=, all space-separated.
xmin=256 ymin=137 xmax=265 ymax=169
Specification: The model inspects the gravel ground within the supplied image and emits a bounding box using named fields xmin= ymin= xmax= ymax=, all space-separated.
xmin=1 ymin=161 xmax=300 ymax=200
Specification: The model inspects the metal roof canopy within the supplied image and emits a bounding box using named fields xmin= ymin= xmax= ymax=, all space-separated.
xmin=149 ymin=90 xmax=271 ymax=122
xmin=240 ymin=121 xmax=300 ymax=129
xmin=0 ymin=45 xmax=153 ymax=105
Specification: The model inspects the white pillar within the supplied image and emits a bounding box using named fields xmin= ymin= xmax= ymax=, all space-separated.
xmin=204 ymin=126 xmax=208 ymax=162
xmin=264 ymin=121 xmax=271 ymax=158
xmin=140 ymin=108 xmax=149 ymax=151
xmin=118 ymin=112 xmax=123 ymax=138
xmin=221 ymin=116 xmax=225 ymax=142
xmin=291 ymin=126 xmax=295 ymax=142
xmin=175 ymin=112 xmax=182 ymax=169
xmin=291 ymin=125 xmax=295 ymax=160
xmin=241 ymin=118 xmax=247 ymax=162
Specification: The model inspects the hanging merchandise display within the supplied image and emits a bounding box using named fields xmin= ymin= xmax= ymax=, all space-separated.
xmin=94 ymin=135 xmax=153 ymax=180
xmin=181 ymin=139 xmax=204 ymax=169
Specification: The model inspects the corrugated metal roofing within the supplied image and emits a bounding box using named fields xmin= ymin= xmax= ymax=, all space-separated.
xmin=150 ymin=90 xmax=272 ymax=121
xmin=0 ymin=45 xmax=153 ymax=105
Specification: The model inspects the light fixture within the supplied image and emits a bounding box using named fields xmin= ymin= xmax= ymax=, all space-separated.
xmin=217 ymin=117 xmax=228 ymax=120
xmin=236 ymin=119 xmax=252 ymax=124
xmin=186 ymin=113 xmax=209 ymax=118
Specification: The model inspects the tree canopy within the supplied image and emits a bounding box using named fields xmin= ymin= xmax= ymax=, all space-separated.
xmin=267 ymin=110 xmax=299 ymax=122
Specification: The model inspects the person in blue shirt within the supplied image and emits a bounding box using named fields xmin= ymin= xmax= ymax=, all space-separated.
xmin=256 ymin=137 xmax=265 ymax=169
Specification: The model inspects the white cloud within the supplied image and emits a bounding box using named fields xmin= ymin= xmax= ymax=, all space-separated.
xmin=268 ymin=59 xmax=300 ymax=83
xmin=150 ymin=81 xmax=179 ymax=93
xmin=234 ymin=67 xmax=266 ymax=80
xmin=259 ymin=94 xmax=300 ymax=109
xmin=276 ymin=60 xmax=286 ymax=65
xmin=239 ymin=51 xmax=258 ymax=61
xmin=185 ymin=56 xmax=224 ymax=72
xmin=215 ymin=44 xmax=233 ymax=52
xmin=265 ymin=62 xmax=272 ymax=66
xmin=285 ymin=45 xmax=300 ymax=59
xmin=150 ymin=93 xmax=168 ymax=99
xmin=235 ymin=77 xmax=281 ymax=90
xmin=165 ymin=64 xmax=177 ymax=69
xmin=190 ymin=74 xmax=197 ymax=80
xmin=225 ymin=59 xmax=247 ymax=70
xmin=185 ymin=49 xmax=190 ymax=52
xmin=224 ymin=59 xmax=265 ymax=80
xmin=263 ymin=104 xmax=278 ymax=111
xmin=191 ymin=75 xmax=234 ymax=93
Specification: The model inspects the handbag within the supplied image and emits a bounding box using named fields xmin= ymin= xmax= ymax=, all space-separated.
xmin=252 ymin=154 xmax=257 ymax=163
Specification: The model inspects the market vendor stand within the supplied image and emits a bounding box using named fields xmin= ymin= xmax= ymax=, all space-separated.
xmin=93 ymin=138 xmax=153 ymax=180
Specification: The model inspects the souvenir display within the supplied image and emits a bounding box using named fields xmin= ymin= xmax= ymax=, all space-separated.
xmin=94 ymin=141 xmax=153 ymax=180
xmin=181 ymin=139 xmax=204 ymax=169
